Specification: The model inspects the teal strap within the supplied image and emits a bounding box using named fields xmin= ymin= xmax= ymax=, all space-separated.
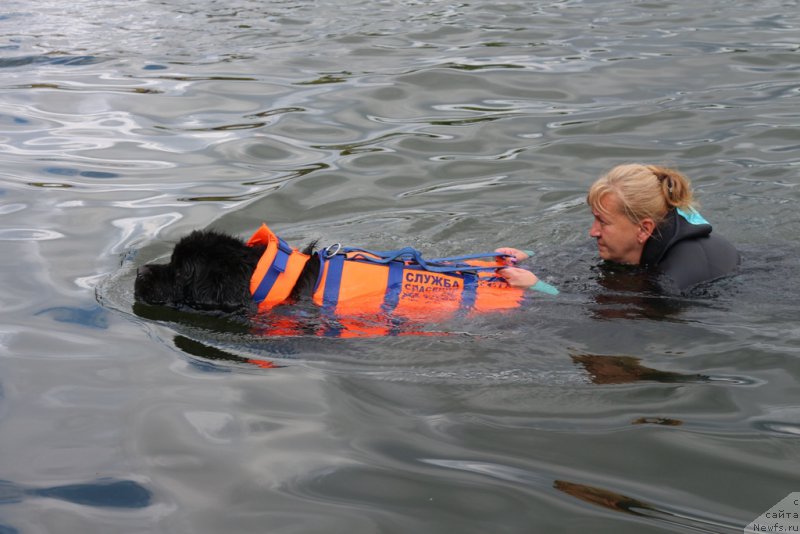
xmin=522 ymin=249 xmax=535 ymax=258
xmin=530 ymin=280 xmax=559 ymax=295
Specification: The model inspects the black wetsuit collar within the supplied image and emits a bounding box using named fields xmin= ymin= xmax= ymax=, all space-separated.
xmin=640 ymin=209 xmax=712 ymax=268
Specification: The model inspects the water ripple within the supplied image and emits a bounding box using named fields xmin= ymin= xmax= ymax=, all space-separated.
xmin=3 ymin=1 xmax=800 ymax=533
xmin=0 ymin=54 xmax=105 ymax=69
xmin=0 ymin=228 xmax=63 ymax=241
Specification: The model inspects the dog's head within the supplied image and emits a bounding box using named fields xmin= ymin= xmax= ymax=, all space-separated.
xmin=134 ymin=230 xmax=264 ymax=313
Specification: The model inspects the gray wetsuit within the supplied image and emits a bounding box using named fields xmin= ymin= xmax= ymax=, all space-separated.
xmin=640 ymin=208 xmax=739 ymax=292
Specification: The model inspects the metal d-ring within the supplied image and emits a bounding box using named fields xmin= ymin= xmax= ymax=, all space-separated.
xmin=323 ymin=243 xmax=341 ymax=258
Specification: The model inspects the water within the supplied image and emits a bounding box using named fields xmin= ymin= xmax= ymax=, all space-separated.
xmin=1 ymin=1 xmax=799 ymax=532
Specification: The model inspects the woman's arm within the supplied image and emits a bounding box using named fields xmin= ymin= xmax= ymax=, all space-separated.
xmin=496 ymin=266 xmax=559 ymax=295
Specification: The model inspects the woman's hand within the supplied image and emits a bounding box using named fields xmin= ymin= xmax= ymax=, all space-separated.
xmin=495 ymin=247 xmax=530 ymax=264
xmin=496 ymin=266 xmax=539 ymax=289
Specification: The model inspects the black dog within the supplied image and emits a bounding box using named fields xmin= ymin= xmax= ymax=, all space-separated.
xmin=134 ymin=230 xmax=320 ymax=313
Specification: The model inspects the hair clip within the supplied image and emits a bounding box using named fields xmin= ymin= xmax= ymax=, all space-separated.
xmin=656 ymin=173 xmax=673 ymax=193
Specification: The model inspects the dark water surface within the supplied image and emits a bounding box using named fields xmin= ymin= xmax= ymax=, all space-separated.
xmin=1 ymin=1 xmax=799 ymax=532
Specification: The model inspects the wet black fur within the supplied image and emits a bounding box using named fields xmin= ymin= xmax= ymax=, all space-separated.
xmin=134 ymin=230 xmax=319 ymax=313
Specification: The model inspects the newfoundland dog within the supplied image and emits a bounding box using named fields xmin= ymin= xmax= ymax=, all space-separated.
xmin=134 ymin=229 xmax=319 ymax=313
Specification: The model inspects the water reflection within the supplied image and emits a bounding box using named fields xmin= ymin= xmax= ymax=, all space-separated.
xmin=34 ymin=305 xmax=109 ymax=329
xmin=0 ymin=478 xmax=151 ymax=509
xmin=570 ymin=353 xmax=708 ymax=385
xmin=587 ymin=263 xmax=691 ymax=321
xmin=554 ymin=479 xmax=656 ymax=517
xmin=131 ymin=302 xmax=252 ymax=335
xmin=632 ymin=417 xmax=683 ymax=426
xmin=553 ymin=480 xmax=738 ymax=532
xmin=173 ymin=335 xmax=280 ymax=371
xmin=0 ymin=55 xmax=103 ymax=69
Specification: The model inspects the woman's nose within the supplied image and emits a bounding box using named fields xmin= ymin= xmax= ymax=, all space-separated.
xmin=589 ymin=220 xmax=601 ymax=237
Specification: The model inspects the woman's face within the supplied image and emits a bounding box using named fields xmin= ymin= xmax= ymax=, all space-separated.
xmin=589 ymin=193 xmax=648 ymax=265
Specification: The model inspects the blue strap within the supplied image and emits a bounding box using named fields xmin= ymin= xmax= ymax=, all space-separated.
xmin=277 ymin=237 xmax=293 ymax=255
xmin=459 ymin=273 xmax=478 ymax=313
xmin=314 ymin=253 xmax=341 ymax=337
xmin=382 ymin=261 xmax=404 ymax=315
xmin=340 ymin=246 xmax=506 ymax=274
xmin=342 ymin=246 xmax=422 ymax=264
xmin=252 ymin=239 xmax=292 ymax=303
xmin=321 ymin=253 xmax=345 ymax=314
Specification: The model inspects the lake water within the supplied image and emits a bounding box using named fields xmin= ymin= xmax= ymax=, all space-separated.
xmin=1 ymin=1 xmax=799 ymax=532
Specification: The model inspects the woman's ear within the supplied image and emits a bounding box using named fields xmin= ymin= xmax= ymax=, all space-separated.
xmin=638 ymin=218 xmax=656 ymax=243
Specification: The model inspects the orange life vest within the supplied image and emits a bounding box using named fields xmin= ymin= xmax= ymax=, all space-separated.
xmin=246 ymin=223 xmax=525 ymax=334
xmin=311 ymin=249 xmax=524 ymax=319
xmin=247 ymin=223 xmax=311 ymax=311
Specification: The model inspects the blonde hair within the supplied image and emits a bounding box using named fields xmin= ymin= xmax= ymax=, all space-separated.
xmin=587 ymin=164 xmax=695 ymax=224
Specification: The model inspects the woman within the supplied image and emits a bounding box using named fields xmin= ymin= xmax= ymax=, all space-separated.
xmin=499 ymin=163 xmax=739 ymax=292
